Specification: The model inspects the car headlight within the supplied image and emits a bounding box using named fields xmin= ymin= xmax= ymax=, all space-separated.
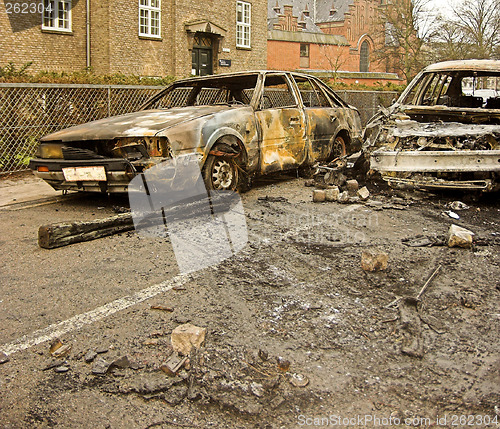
xmin=36 ymin=143 xmax=64 ymax=159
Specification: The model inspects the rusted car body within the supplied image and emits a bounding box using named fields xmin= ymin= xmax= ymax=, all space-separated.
xmin=29 ymin=71 xmax=362 ymax=192
xmin=363 ymin=60 xmax=500 ymax=191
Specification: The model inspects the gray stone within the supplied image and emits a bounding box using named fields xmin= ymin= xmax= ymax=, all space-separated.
xmin=54 ymin=366 xmax=70 ymax=373
xmin=84 ymin=351 xmax=97 ymax=363
xmin=92 ymin=357 xmax=112 ymax=375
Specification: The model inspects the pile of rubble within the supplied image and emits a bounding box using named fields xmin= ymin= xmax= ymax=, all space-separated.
xmin=306 ymin=158 xmax=370 ymax=204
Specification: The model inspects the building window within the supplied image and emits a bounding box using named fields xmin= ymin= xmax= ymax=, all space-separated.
xmin=300 ymin=43 xmax=310 ymax=68
xmin=139 ymin=0 xmax=161 ymax=38
xmin=360 ymin=41 xmax=369 ymax=72
xmin=42 ymin=0 xmax=71 ymax=32
xmin=236 ymin=1 xmax=251 ymax=48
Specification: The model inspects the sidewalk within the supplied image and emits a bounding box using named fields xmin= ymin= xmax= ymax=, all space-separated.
xmin=0 ymin=173 xmax=60 ymax=207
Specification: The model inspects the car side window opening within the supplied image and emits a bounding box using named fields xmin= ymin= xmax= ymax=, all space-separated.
xmin=260 ymin=75 xmax=298 ymax=110
xmin=295 ymin=77 xmax=332 ymax=108
xmin=420 ymin=73 xmax=445 ymax=106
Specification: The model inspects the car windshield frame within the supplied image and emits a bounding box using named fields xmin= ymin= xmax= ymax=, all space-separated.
xmin=140 ymin=73 xmax=262 ymax=110
xmin=399 ymin=69 xmax=500 ymax=109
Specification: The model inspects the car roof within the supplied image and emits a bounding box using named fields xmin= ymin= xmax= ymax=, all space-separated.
xmin=170 ymin=70 xmax=321 ymax=86
xmin=423 ymin=60 xmax=500 ymax=73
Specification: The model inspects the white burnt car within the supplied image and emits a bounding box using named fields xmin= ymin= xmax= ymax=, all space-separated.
xmin=363 ymin=60 xmax=500 ymax=191
xmin=29 ymin=71 xmax=362 ymax=192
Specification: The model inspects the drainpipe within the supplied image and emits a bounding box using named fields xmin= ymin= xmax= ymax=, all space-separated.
xmin=86 ymin=0 xmax=91 ymax=69
xmin=172 ymin=0 xmax=176 ymax=76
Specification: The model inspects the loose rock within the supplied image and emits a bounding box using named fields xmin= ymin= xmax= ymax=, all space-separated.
xmin=111 ymin=356 xmax=131 ymax=369
xmin=92 ymin=357 xmax=112 ymax=375
xmin=346 ymin=179 xmax=359 ymax=196
xmin=0 ymin=351 xmax=9 ymax=364
xmin=312 ymin=189 xmax=326 ymax=203
xmin=51 ymin=344 xmax=72 ymax=359
xmin=84 ymin=351 xmax=98 ymax=363
xmin=171 ymin=323 xmax=206 ymax=356
xmin=357 ymin=186 xmax=370 ymax=201
xmin=361 ymin=250 xmax=388 ymax=272
xmin=54 ymin=366 xmax=70 ymax=373
xmin=338 ymin=191 xmax=350 ymax=204
xmin=325 ymin=187 xmax=340 ymax=202
xmin=448 ymin=224 xmax=474 ymax=249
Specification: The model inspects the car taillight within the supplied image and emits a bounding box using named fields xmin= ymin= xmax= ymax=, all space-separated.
xmin=37 ymin=166 xmax=50 ymax=172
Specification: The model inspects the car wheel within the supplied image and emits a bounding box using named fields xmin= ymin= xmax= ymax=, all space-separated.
xmin=331 ymin=135 xmax=347 ymax=158
xmin=203 ymin=155 xmax=239 ymax=191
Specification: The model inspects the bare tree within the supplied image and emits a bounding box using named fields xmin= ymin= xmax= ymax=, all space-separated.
xmin=429 ymin=0 xmax=500 ymax=61
xmin=319 ymin=44 xmax=348 ymax=85
xmin=452 ymin=0 xmax=500 ymax=59
xmin=374 ymin=0 xmax=437 ymax=83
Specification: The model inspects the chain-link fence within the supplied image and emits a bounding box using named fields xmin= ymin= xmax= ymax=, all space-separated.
xmin=336 ymin=90 xmax=399 ymax=125
xmin=0 ymin=83 xmax=398 ymax=174
xmin=0 ymin=83 xmax=163 ymax=174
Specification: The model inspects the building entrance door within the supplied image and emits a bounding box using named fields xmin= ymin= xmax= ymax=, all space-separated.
xmin=191 ymin=34 xmax=213 ymax=76
xmin=192 ymin=48 xmax=212 ymax=76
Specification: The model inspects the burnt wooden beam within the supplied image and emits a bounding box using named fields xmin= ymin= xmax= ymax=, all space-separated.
xmin=38 ymin=213 xmax=135 ymax=249
xmin=37 ymin=193 xmax=240 ymax=249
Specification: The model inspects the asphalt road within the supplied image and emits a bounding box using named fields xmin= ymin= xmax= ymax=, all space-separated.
xmin=1 ymin=173 xmax=499 ymax=428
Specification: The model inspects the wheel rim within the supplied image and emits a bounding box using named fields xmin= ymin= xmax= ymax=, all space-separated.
xmin=211 ymin=159 xmax=235 ymax=190
xmin=332 ymin=136 xmax=347 ymax=158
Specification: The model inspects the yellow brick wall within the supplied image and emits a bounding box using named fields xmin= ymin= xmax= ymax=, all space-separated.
xmin=0 ymin=0 xmax=87 ymax=72
xmin=1 ymin=0 xmax=267 ymax=78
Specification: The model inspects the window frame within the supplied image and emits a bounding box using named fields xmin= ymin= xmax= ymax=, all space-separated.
xmin=300 ymin=43 xmax=310 ymax=69
xmin=139 ymin=0 xmax=161 ymax=39
xmin=42 ymin=0 xmax=72 ymax=33
xmin=236 ymin=0 xmax=251 ymax=49
xmin=360 ymin=40 xmax=370 ymax=72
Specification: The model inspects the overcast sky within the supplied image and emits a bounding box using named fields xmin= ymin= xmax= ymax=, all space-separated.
xmin=426 ymin=0 xmax=456 ymax=17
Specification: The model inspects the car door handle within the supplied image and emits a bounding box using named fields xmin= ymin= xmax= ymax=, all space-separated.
xmin=289 ymin=117 xmax=300 ymax=124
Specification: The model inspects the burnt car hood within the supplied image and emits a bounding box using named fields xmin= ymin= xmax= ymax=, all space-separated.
xmin=41 ymin=106 xmax=234 ymax=142
xmin=363 ymin=105 xmax=500 ymax=150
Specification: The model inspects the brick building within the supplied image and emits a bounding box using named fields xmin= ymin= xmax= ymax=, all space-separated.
xmin=1 ymin=0 xmax=268 ymax=78
xmin=267 ymin=0 xmax=401 ymax=84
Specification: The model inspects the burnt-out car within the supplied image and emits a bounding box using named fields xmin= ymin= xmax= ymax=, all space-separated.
xmin=363 ymin=60 xmax=500 ymax=191
xmin=29 ymin=71 xmax=362 ymax=192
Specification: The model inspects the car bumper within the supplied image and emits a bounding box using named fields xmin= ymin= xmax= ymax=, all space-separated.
xmin=370 ymin=149 xmax=500 ymax=191
xmin=29 ymin=158 xmax=135 ymax=193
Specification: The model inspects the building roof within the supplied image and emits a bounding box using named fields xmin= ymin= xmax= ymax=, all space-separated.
xmin=267 ymin=0 xmax=355 ymax=29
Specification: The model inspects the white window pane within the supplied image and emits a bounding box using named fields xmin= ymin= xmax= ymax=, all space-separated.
xmin=139 ymin=0 xmax=160 ymax=37
xmin=43 ymin=0 xmax=71 ymax=30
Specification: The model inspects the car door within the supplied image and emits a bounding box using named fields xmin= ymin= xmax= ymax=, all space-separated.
xmin=254 ymin=73 xmax=307 ymax=174
xmin=295 ymin=76 xmax=346 ymax=162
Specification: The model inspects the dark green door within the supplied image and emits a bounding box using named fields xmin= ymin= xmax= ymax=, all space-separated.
xmin=192 ymin=48 xmax=212 ymax=76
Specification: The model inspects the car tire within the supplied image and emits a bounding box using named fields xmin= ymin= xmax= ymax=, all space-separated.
xmin=331 ymin=134 xmax=347 ymax=159
xmin=203 ymin=155 xmax=239 ymax=191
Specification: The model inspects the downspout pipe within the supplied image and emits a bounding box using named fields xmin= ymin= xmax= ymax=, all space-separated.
xmin=86 ymin=0 xmax=91 ymax=69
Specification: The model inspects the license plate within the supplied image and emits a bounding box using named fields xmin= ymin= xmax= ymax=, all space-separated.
xmin=62 ymin=166 xmax=107 ymax=182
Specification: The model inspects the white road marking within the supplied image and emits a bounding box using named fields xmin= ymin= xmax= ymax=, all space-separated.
xmin=0 ymin=274 xmax=190 ymax=357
